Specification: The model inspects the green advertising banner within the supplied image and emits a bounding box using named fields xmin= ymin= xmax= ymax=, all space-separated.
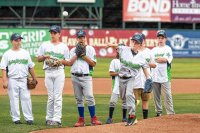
xmin=0 ymin=28 xmax=50 ymax=57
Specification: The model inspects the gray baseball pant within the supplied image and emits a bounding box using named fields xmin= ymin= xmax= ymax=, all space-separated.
xmin=72 ymin=75 xmax=95 ymax=107
xmin=119 ymin=77 xmax=135 ymax=115
xmin=109 ymin=92 xmax=127 ymax=109
xmin=152 ymin=82 xmax=175 ymax=115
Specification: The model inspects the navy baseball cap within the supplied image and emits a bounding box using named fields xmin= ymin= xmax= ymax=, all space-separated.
xmin=140 ymin=33 xmax=146 ymax=40
xmin=10 ymin=33 xmax=23 ymax=41
xmin=131 ymin=34 xmax=143 ymax=44
xmin=157 ymin=30 xmax=166 ymax=38
xmin=49 ymin=25 xmax=61 ymax=33
xmin=76 ymin=30 xmax=86 ymax=38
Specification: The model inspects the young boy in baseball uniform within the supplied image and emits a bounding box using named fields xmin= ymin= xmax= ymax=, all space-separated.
xmin=133 ymin=33 xmax=156 ymax=119
xmin=70 ymin=30 xmax=102 ymax=127
xmin=0 ymin=33 xmax=37 ymax=125
xmin=106 ymin=45 xmax=127 ymax=124
xmin=37 ymin=25 xmax=76 ymax=126
xmin=151 ymin=30 xmax=175 ymax=117
xmin=107 ymin=33 xmax=151 ymax=126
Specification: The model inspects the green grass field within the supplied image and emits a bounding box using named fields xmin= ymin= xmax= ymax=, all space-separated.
xmin=19 ymin=58 xmax=200 ymax=78
xmin=0 ymin=58 xmax=200 ymax=78
xmin=0 ymin=58 xmax=200 ymax=132
xmin=0 ymin=94 xmax=200 ymax=133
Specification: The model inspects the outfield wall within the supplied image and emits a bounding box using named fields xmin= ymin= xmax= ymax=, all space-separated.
xmin=0 ymin=29 xmax=200 ymax=57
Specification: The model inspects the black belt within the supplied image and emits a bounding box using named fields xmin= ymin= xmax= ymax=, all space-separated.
xmin=72 ymin=73 xmax=89 ymax=77
xmin=120 ymin=77 xmax=132 ymax=79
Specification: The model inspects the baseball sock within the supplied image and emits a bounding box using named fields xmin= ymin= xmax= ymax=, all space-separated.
xmin=78 ymin=107 xmax=84 ymax=118
xmin=143 ymin=109 xmax=148 ymax=119
xmin=88 ymin=106 xmax=95 ymax=118
xmin=123 ymin=109 xmax=127 ymax=119
xmin=109 ymin=107 xmax=115 ymax=118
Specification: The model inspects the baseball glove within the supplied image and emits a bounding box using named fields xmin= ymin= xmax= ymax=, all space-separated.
xmin=45 ymin=57 xmax=62 ymax=67
xmin=75 ymin=43 xmax=86 ymax=57
xmin=143 ymin=78 xmax=153 ymax=93
xmin=27 ymin=78 xmax=38 ymax=90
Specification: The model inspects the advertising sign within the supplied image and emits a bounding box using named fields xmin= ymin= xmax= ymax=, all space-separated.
xmin=172 ymin=0 xmax=200 ymax=22
xmin=1 ymin=29 xmax=199 ymax=58
xmin=0 ymin=29 xmax=50 ymax=57
xmin=61 ymin=29 xmax=157 ymax=57
xmin=123 ymin=0 xmax=171 ymax=22
xmin=166 ymin=30 xmax=200 ymax=57
xmin=0 ymin=29 xmax=158 ymax=58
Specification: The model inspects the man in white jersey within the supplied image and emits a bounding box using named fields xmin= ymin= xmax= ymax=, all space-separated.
xmin=107 ymin=34 xmax=151 ymax=126
xmin=133 ymin=33 xmax=153 ymax=119
xmin=70 ymin=30 xmax=102 ymax=127
xmin=0 ymin=33 xmax=37 ymax=125
xmin=106 ymin=45 xmax=127 ymax=124
xmin=151 ymin=30 xmax=175 ymax=117
xmin=37 ymin=25 xmax=76 ymax=126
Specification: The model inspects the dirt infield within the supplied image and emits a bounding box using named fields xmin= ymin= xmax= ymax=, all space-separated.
xmin=32 ymin=114 xmax=200 ymax=133
xmin=0 ymin=78 xmax=200 ymax=95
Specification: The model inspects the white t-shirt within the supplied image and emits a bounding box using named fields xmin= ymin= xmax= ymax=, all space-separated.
xmin=0 ymin=48 xmax=35 ymax=78
xmin=109 ymin=58 xmax=120 ymax=94
xmin=133 ymin=48 xmax=152 ymax=89
xmin=37 ymin=41 xmax=70 ymax=70
xmin=70 ymin=45 xmax=96 ymax=75
xmin=151 ymin=45 xmax=173 ymax=83
xmin=118 ymin=46 xmax=148 ymax=78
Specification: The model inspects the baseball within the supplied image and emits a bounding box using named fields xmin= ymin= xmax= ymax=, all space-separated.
xmin=63 ymin=11 xmax=68 ymax=17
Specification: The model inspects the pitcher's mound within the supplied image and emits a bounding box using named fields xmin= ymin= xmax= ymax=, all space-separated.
xmin=32 ymin=114 xmax=200 ymax=133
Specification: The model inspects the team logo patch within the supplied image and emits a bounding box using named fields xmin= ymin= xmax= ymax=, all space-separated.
xmin=168 ymin=34 xmax=188 ymax=50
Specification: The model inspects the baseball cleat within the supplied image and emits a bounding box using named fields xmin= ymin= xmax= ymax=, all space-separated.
xmin=46 ymin=120 xmax=52 ymax=125
xmin=74 ymin=117 xmax=85 ymax=127
xmin=91 ymin=116 xmax=102 ymax=126
xmin=49 ymin=121 xmax=62 ymax=126
xmin=14 ymin=120 xmax=22 ymax=124
xmin=26 ymin=120 xmax=33 ymax=125
xmin=122 ymin=118 xmax=127 ymax=122
xmin=106 ymin=118 xmax=113 ymax=124
xmin=156 ymin=113 xmax=162 ymax=117
xmin=125 ymin=115 xmax=137 ymax=126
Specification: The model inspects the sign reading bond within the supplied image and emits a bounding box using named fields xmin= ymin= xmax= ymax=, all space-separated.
xmin=123 ymin=0 xmax=171 ymax=22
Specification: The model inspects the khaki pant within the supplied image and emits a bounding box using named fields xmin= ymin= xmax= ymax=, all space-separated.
xmin=134 ymin=88 xmax=151 ymax=101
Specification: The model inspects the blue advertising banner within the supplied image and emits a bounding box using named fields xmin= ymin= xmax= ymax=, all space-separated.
xmin=166 ymin=30 xmax=200 ymax=57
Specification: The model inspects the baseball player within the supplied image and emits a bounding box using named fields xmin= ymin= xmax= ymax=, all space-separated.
xmin=133 ymin=33 xmax=155 ymax=119
xmin=107 ymin=34 xmax=151 ymax=126
xmin=106 ymin=45 xmax=127 ymax=124
xmin=0 ymin=33 xmax=37 ymax=125
xmin=70 ymin=30 xmax=102 ymax=127
xmin=37 ymin=25 xmax=76 ymax=126
xmin=151 ymin=30 xmax=175 ymax=117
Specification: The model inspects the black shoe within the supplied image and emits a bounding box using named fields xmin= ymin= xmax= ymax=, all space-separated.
xmin=26 ymin=120 xmax=33 ymax=125
xmin=49 ymin=121 xmax=62 ymax=126
xmin=156 ymin=113 xmax=162 ymax=117
xmin=122 ymin=118 xmax=127 ymax=122
xmin=106 ymin=118 xmax=112 ymax=124
xmin=14 ymin=120 xmax=22 ymax=124
xmin=46 ymin=120 xmax=52 ymax=125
